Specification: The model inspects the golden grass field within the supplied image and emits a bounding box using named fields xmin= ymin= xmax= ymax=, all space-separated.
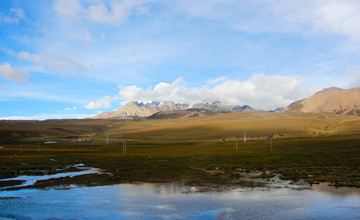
xmin=104 ymin=111 xmax=360 ymax=141
xmin=1 ymin=111 xmax=360 ymax=142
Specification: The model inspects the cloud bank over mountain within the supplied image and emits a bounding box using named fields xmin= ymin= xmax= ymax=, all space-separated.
xmin=118 ymin=74 xmax=315 ymax=110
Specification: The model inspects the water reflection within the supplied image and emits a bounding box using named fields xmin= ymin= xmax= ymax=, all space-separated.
xmin=0 ymin=183 xmax=359 ymax=219
xmin=119 ymin=182 xmax=192 ymax=196
xmin=154 ymin=182 xmax=190 ymax=194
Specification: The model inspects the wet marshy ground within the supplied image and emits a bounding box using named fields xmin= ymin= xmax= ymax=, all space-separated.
xmin=1 ymin=135 xmax=360 ymax=189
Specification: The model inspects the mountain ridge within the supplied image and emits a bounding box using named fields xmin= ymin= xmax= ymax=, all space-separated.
xmin=92 ymin=101 xmax=256 ymax=119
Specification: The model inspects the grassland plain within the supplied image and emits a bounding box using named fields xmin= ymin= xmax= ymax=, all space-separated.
xmin=1 ymin=112 xmax=360 ymax=189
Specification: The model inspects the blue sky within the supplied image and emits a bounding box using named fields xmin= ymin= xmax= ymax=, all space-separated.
xmin=1 ymin=0 xmax=360 ymax=119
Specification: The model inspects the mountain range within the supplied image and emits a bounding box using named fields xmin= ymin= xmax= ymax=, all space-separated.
xmin=92 ymin=101 xmax=255 ymax=119
xmin=93 ymin=87 xmax=360 ymax=119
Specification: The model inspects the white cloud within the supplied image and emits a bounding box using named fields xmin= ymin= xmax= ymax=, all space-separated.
xmin=206 ymin=77 xmax=228 ymax=85
xmin=10 ymin=8 xmax=26 ymax=19
xmin=8 ymin=51 xmax=44 ymax=63
xmin=54 ymin=0 xmax=153 ymax=25
xmin=86 ymin=96 xmax=118 ymax=109
xmin=53 ymin=0 xmax=82 ymax=20
xmin=119 ymin=74 xmax=315 ymax=110
xmin=49 ymin=56 xmax=89 ymax=72
xmin=0 ymin=63 xmax=29 ymax=83
xmin=13 ymin=34 xmax=31 ymax=43
xmin=345 ymin=66 xmax=360 ymax=89
xmin=1 ymin=8 xmax=26 ymax=23
xmin=68 ymin=30 xmax=93 ymax=42
xmin=170 ymin=0 xmax=360 ymax=41
xmin=65 ymin=106 xmax=78 ymax=111
xmin=86 ymin=0 xmax=148 ymax=24
xmin=0 ymin=113 xmax=95 ymax=120
xmin=7 ymin=50 xmax=89 ymax=73
xmin=0 ymin=87 xmax=84 ymax=104
xmin=314 ymin=1 xmax=360 ymax=39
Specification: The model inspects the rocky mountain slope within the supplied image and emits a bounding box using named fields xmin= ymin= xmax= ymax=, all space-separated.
xmin=93 ymin=101 xmax=255 ymax=119
xmin=284 ymin=87 xmax=360 ymax=116
xmin=94 ymin=101 xmax=162 ymax=118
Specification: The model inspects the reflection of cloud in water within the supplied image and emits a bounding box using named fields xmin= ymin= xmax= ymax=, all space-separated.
xmin=156 ymin=204 xmax=175 ymax=210
xmin=153 ymin=182 xmax=193 ymax=195
xmin=120 ymin=182 xmax=192 ymax=197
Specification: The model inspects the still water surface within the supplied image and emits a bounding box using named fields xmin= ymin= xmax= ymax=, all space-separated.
xmin=1 ymin=183 xmax=360 ymax=219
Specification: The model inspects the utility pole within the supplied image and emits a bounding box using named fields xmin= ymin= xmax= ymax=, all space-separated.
xmin=122 ymin=140 xmax=127 ymax=155
xmin=244 ymin=130 xmax=247 ymax=143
